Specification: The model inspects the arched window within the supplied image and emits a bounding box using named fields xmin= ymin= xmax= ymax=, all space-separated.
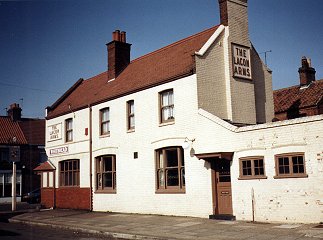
xmin=96 ymin=155 xmax=116 ymax=193
xmin=155 ymin=147 xmax=185 ymax=193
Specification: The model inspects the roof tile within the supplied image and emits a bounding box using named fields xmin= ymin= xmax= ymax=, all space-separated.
xmin=47 ymin=25 xmax=219 ymax=119
xmin=274 ymin=79 xmax=323 ymax=113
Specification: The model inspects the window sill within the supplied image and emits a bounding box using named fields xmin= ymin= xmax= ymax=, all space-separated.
xmin=238 ymin=176 xmax=267 ymax=180
xmin=95 ymin=189 xmax=116 ymax=194
xmin=99 ymin=133 xmax=110 ymax=138
xmin=155 ymin=189 xmax=185 ymax=194
xmin=274 ymin=174 xmax=308 ymax=179
xmin=159 ymin=121 xmax=175 ymax=127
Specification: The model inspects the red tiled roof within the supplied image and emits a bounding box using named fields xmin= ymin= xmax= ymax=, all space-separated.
xmin=274 ymin=79 xmax=323 ymax=113
xmin=34 ymin=161 xmax=55 ymax=171
xmin=47 ymin=25 xmax=219 ymax=119
xmin=0 ymin=117 xmax=27 ymax=144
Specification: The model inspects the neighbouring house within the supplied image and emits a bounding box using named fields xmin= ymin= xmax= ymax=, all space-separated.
xmin=0 ymin=103 xmax=46 ymax=203
xmin=39 ymin=0 xmax=323 ymax=223
xmin=274 ymin=57 xmax=323 ymax=121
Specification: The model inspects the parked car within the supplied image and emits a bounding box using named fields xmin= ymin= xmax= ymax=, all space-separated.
xmin=22 ymin=188 xmax=40 ymax=204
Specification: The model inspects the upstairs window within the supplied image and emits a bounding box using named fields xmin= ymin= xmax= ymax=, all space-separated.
xmin=160 ymin=89 xmax=174 ymax=124
xmin=127 ymin=100 xmax=135 ymax=130
xmin=155 ymin=147 xmax=185 ymax=193
xmin=0 ymin=147 xmax=9 ymax=161
xmin=96 ymin=155 xmax=116 ymax=193
xmin=100 ymin=108 xmax=110 ymax=136
xmin=239 ymin=157 xmax=266 ymax=180
xmin=275 ymin=153 xmax=307 ymax=178
xmin=65 ymin=118 xmax=73 ymax=142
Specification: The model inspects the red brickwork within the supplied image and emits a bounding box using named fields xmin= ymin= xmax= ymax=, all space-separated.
xmin=41 ymin=188 xmax=55 ymax=208
xmin=56 ymin=187 xmax=91 ymax=210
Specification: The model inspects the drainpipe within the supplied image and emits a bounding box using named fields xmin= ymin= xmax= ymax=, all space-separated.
xmin=89 ymin=105 xmax=93 ymax=211
xmin=251 ymin=187 xmax=255 ymax=222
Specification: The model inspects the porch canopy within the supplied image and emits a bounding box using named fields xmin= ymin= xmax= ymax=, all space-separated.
xmin=195 ymin=152 xmax=233 ymax=161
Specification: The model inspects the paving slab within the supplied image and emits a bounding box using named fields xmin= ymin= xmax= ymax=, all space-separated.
xmin=7 ymin=209 xmax=323 ymax=240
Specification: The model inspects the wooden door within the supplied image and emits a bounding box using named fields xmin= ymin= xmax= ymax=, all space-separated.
xmin=213 ymin=159 xmax=233 ymax=215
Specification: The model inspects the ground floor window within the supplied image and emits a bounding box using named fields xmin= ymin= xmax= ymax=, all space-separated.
xmin=96 ymin=155 xmax=116 ymax=193
xmin=274 ymin=153 xmax=307 ymax=178
xmin=155 ymin=146 xmax=185 ymax=193
xmin=0 ymin=171 xmax=21 ymax=197
xmin=59 ymin=159 xmax=80 ymax=187
xmin=239 ymin=156 xmax=266 ymax=180
xmin=42 ymin=171 xmax=54 ymax=188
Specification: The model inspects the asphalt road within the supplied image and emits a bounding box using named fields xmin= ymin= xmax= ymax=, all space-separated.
xmin=0 ymin=221 xmax=117 ymax=240
xmin=0 ymin=202 xmax=119 ymax=239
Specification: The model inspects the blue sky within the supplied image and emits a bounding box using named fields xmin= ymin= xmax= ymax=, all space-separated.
xmin=0 ymin=0 xmax=322 ymax=118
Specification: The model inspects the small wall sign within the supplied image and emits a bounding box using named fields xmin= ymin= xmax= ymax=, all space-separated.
xmin=48 ymin=123 xmax=62 ymax=141
xmin=232 ymin=43 xmax=252 ymax=80
xmin=50 ymin=146 xmax=68 ymax=155
xmin=9 ymin=146 xmax=20 ymax=162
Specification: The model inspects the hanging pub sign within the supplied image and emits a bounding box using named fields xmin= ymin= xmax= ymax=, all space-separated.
xmin=48 ymin=123 xmax=62 ymax=141
xmin=232 ymin=43 xmax=252 ymax=80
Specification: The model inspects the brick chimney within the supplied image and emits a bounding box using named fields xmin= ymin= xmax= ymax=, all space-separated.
xmin=7 ymin=103 xmax=22 ymax=121
xmin=106 ymin=30 xmax=131 ymax=80
xmin=298 ymin=56 xmax=316 ymax=86
xmin=219 ymin=0 xmax=248 ymax=26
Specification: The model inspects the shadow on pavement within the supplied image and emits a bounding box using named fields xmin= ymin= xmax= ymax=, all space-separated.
xmin=0 ymin=202 xmax=41 ymax=223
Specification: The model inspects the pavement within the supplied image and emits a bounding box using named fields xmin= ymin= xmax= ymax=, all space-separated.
xmin=2 ymin=203 xmax=323 ymax=240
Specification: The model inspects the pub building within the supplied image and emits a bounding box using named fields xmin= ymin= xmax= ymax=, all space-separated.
xmin=36 ymin=0 xmax=322 ymax=223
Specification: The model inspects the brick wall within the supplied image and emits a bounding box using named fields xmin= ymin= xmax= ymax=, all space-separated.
xmin=196 ymin=30 xmax=228 ymax=119
xmin=56 ymin=187 xmax=91 ymax=210
xmin=41 ymin=188 xmax=55 ymax=208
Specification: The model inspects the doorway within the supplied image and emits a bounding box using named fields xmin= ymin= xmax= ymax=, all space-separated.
xmin=211 ymin=158 xmax=234 ymax=219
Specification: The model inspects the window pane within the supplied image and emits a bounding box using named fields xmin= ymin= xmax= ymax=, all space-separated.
xmin=292 ymin=156 xmax=305 ymax=174
xmin=159 ymin=151 xmax=164 ymax=168
xmin=158 ymin=169 xmax=164 ymax=187
xmin=97 ymin=173 xmax=101 ymax=189
xmin=181 ymin=167 xmax=185 ymax=186
xmin=102 ymin=122 xmax=109 ymax=134
xmin=242 ymin=160 xmax=252 ymax=176
xmin=65 ymin=172 xmax=69 ymax=186
xmin=168 ymin=91 xmax=174 ymax=105
xmin=101 ymin=108 xmax=109 ymax=121
xmin=166 ymin=169 xmax=179 ymax=186
xmin=162 ymin=93 xmax=169 ymax=106
xmin=166 ymin=149 xmax=178 ymax=167
xmin=254 ymin=159 xmax=264 ymax=176
xmin=103 ymin=173 xmax=113 ymax=188
xmin=104 ymin=157 xmax=113 ymax=172
xmin=129 ymin=116 xmax=135 ymax=128
xmin=129 ymin=101 xmax=134 ymax=114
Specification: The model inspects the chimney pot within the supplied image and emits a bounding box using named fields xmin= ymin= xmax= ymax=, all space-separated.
xmin=112 ymin=30 xmax=121 ymax=41
xmin=120 ymin=31 xmax=126 ymax=43
xmin=298 ymin=56 xmax=316 ymax=86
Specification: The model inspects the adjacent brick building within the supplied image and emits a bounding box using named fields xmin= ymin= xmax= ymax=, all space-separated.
xmin=39 ymin=0 xmax=323 ymax=223
xmin=274 ymin=57 xmax=323 ymax=120
xmin=0 ymin=103 xmax=46 ymax=203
